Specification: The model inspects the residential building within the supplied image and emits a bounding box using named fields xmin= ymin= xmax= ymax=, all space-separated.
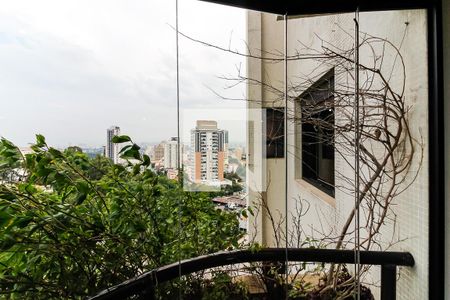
xmin=245 ymin=8 xmax=431 ymax=299
xmin=163 ymin=137 xmax=179 ymax=169
xmin=152 ymin=142 xmax=165 ymax=166
xmin=223 ymin=130 xmax=229 ymax=166
xmin=190 ymin=120 xmax=227 ymax=184
xmin=106 ymin=126 xmax=120 ymax=164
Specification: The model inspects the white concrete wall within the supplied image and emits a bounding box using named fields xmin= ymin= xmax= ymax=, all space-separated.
xmin=246 ymin=11 xmax=289 ymax=247
xmin=247 ymin=9 xmax=430 ymax=299
xmin=368 ymin=11 xmax=429 ymax=300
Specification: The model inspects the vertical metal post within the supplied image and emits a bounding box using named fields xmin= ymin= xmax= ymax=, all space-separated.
xmin=283 ymin=13 xmax=289 ymax=300
xmin=175 ymin=0 xmax=180 ymax=176
xmin=353 ymin=8 xmax=361 ymax=300
xmin=175 ymin=1 xmax=182 ymax=299
xmin=427 ymin=3 xmax=445 ymax=299
xmin=381 ymin=264 xmax=397 ymax=300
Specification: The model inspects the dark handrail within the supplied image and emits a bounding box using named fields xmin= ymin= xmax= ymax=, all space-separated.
xmin=89 ymin=248 xmax=414 ymax=300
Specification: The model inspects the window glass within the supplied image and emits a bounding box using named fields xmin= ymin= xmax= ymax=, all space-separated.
xmin=266 ymin=108 xmax=284 ymax=158
xmin=300 ymin=69 xmax=335 ymax=196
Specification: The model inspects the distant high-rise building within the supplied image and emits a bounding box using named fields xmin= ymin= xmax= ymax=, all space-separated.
xmin=164 ymin=137 xmax=179 ymax=169
xmin=152 ymin=142 xmax=165 ymax=164
xmin=224 ymin=130 xmax=229 ymax=166
xmin=106 ymin=126 xmax=120 ymax=164
xmin=190 ymin=120 xmax=227 ymax=183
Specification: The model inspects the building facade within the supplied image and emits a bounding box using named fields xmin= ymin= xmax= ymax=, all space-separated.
xmin=246 ymin=10 xmax=430 ymax=299
xmin=152 ymin=142 xmax=165 ymax=163
xmin=190 ymin=120 xmax=227 ymax=184
xmin=163 ymin=137 xmax=179 ymax=170
xmin=106 ymin=126 xmax=120 ymax=164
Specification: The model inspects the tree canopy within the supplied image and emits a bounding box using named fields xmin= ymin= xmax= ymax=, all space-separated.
xmin=0 ymin=135 xmax=243 ymax=299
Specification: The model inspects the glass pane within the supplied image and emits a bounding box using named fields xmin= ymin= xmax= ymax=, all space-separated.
xmin=176 ymin=1 xmax=252 ymax=299
xmin=357 ymin=9 xmax=428 ymax=299
xmin=244 ymin=8 xmax=428 ymax=300
xmin=0 ymin=1 xmax=429 ymax=299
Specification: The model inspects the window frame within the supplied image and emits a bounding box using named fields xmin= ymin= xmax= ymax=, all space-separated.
xmin=296 ymin=69 xmax=335 ymax=197
xmin=265 ymin=107 xmax=285 ymax=159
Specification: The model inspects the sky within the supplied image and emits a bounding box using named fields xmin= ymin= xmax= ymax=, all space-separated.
xmin=0 ymin=0 xmax=247 ymax=148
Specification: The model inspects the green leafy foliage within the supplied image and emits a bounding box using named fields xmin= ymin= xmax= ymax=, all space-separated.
xmin=183 ymin=272 xmax=249 ymax=300
xmin=111 ymin=135 xmax=131 ymax=144
xmin=0 ymin=137 xmax=243 ymax=299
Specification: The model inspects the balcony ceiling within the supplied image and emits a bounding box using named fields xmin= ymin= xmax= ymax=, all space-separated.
xmin=198 ymin=0 xmax=434 ymax=15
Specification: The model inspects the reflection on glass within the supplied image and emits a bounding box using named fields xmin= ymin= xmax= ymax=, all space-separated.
xmin=0 ymin=0 xmax=430 ymax=299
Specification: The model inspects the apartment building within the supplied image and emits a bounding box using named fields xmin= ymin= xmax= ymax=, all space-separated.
xmin=163 ymin=137 xmax=179 ymax=170
xmin=106 ymin=126 xmax=121 ymax=164
xmin=190 ymin=120 xmax=227 ymax=184
xmin=244 ymin=8 xmax=432 ymax=299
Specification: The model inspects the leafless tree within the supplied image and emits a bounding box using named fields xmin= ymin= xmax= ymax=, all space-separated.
xmin=178 ymin=22 xmax=422 ymax=296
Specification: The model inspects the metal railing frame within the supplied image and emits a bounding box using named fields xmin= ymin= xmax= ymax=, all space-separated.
xmin=89 ymin=248 xmax=414 ymax=300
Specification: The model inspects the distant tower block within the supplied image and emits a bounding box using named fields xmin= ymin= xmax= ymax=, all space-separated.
xmin=164 ymin=137 xmax=179 ymax=169
xmin=190 ymin=120 xmax=227 ymax=183
xmin=106 ymin=126 xmax=121 ymax=164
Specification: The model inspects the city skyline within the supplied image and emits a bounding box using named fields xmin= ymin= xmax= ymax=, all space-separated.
xmin=0 ymin=0 xmax=246 ymax=148
xmin=81 ymin=122 xmax=245 ymax=154
xmin=17 ymin=117 xmax=247 ymax=150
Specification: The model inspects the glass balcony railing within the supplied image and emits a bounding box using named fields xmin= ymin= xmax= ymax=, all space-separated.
xmin=0 ymin=0 xmax=445 ymax=299
xmin=90 ymin=248 xmax=415 ymax=300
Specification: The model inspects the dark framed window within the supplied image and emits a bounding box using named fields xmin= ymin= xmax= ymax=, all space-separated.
xmin=265 ymin=108 xmax=284 ymax=158
xmin=300 ymin=69 xmax=335 ymax=196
